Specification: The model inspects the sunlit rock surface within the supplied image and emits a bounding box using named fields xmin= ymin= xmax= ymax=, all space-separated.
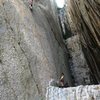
xmin=0 ymin=0 xmax=72 ymax=99
xmin=46 ymin=85 xmax=100 ymax=100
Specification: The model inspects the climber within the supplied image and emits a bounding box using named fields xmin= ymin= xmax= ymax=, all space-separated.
xmin=29 ymin=0 xmax=33 ymax=10
xmin=59 ymin=73 xmax=64 ymax=87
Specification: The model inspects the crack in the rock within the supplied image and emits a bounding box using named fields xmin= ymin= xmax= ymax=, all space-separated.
xmin=18 ymin=44 xmax=41 ymax=94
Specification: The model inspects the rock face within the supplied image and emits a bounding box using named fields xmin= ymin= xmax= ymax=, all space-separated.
xmin=66 ymin=35 xmax=90 ymax=85
xmin=58 ymin=2 xmax=92 ymax=85
xmin=58 ymin=6 xmax=91 ymax=85
xmin=64 ymin=0 xmax=100 ymax=84
xmin=59 ymin=1 xmax=91 ymax=85
xmin=64 ymin=0 xmax=77 ymax=35
xmin=46 ymin=85 xmax=100 ymax=100
xmin=0 ymin=0 xmax=73 ymax=99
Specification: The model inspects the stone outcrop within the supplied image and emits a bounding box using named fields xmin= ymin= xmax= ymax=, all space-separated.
xmin=64 ymin=0 xmax=100 ymax=84
xmin=66 ymin=35 xmax=91 ymax=85
xmin=0 ymin=0 xmax=73 ymax=99
xmin=0 ymin=0 xmax=100 ymax=99
xmin=46 ymin=85 xmax=100 ymax=100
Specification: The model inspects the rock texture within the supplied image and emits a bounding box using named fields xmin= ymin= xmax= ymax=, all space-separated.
xmin=66 ymin=35 xmax=90 ymax=85
xmin=64 ymin=0 xmax=77 ymax=35
xmin=46 ymin=85 xmax=100 ymax=100
xmin=65 ymin=0 xmax=100 ymax=83
xmin=61 ymin=1 xmax=91 ymax=85
xmin=0 ymin=0 xmax=73 ymax=99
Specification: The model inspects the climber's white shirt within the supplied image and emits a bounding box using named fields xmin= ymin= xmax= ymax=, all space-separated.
xmin=55 ymin=0 xmax=65 ymax=8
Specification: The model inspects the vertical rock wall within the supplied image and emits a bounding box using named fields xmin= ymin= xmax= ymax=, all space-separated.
xmin=64 ymin=0 xmax=91 ymax=85
xmin=66 ymin=35 xmax=90 ymax=85
xmin=0 ymin=0 xmax=73 ymax=99
xmin=64 ymin=0 xmax=100 ymax=84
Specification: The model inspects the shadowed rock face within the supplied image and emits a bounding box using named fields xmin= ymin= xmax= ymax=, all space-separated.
xmin=64 ymin=0 xmax=100 ymax=84
xmin=66 ymin=35 xmax=91 ymax=85
xmin=0 ymin=0 xmax=73 ymax=99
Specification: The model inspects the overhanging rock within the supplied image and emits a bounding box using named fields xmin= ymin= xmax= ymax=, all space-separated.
xmin=46 ymin=85 xmax=100 ymax=100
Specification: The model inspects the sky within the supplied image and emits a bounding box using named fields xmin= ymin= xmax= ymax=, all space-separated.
xmin=55 ymin=0 xmax=65 ymax=8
